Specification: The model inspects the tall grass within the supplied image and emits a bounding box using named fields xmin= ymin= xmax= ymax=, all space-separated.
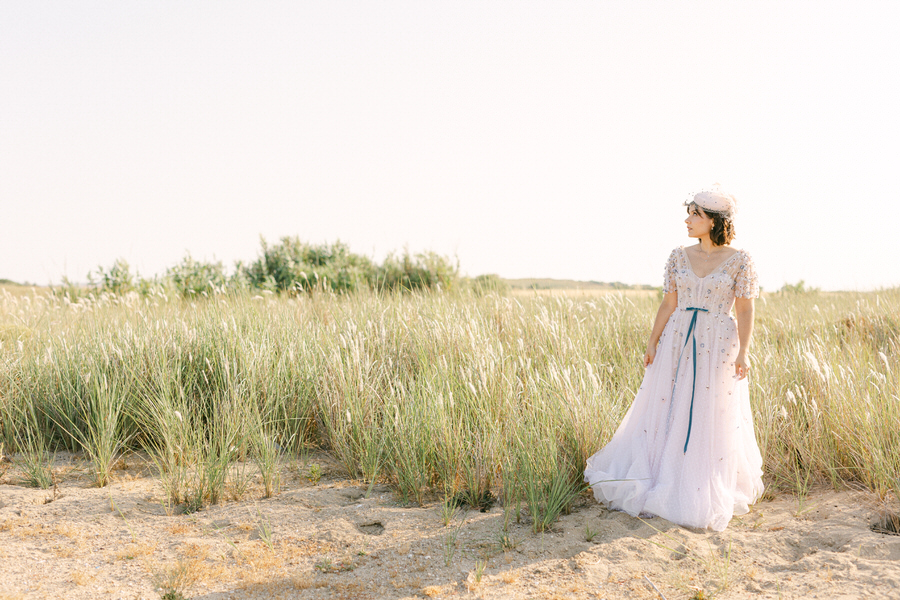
xmin=1 ymin=286 xmax=899 ymax=528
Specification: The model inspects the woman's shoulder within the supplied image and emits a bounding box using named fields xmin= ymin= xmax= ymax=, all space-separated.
xmin=730 ymin=247 xmax=754 ymax=261
xmin=664 ymin=246 xmax=685 ymax=266
xmin=727 ymin=247 xmax=758 ymax=275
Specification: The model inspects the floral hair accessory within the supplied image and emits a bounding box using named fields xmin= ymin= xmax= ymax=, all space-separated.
xmin=684 ymin=185 xmax=738 ymax=218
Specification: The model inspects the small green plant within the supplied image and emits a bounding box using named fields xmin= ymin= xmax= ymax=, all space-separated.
xmin=180 ymin=493 xmax=203 ymax=515
xmin=442 ymin=515 xmax=466 ymax=566
xmin=498 ymin=532 xmax=518 ymax=552
xmin=440 ymin=490 xmax=461 ymax=527
xmin=256 ymin=507 xmax=275 ymax=552
xmin=473 ymin=559 xmax=487 ymax=583
xmin=584 ymin=524 xmax=600 ymax=542
xmin=307 ymin=463 xmax=322 ymax=484
xmin=315 ymin=557 xmax=354 ymax=573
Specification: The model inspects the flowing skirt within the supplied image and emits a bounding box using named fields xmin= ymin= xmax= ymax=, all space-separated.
xmin=583 ymin=309 xmax=764 ymax=531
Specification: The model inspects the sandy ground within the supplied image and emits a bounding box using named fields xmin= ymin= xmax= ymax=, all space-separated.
xmin=2 ymin=452 xmax=900 ymax=600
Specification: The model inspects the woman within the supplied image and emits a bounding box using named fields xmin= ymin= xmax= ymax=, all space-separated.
xmin=584 ymin=187 xmax=764 ymax=531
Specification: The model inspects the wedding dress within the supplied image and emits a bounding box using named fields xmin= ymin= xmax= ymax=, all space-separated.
xmin=584 ymin=246 xmax=764 ymax=531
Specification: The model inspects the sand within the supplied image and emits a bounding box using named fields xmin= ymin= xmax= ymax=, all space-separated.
xmin=2 ymin=452 xmax=900 ymax=600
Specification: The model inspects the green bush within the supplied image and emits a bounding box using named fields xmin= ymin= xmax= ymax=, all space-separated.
xmin=166 ymin=255 xmax=228 ymax=297
xmin=375 ymin=250 xmax=458 ymax=292
xmin=80 ymin=238 xmax=460 ymax=297
xmin=472 ymin=274 xmax=509 ymax=296
xmin=242 ymin=237 xmax=374 ymax=293
xmin=779 ymin=280 xmax=820 ymax=294
xmin=90 ymin=258 xmax=135 ymax=294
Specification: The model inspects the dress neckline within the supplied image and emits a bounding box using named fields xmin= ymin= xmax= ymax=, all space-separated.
xmin=681 ymin=246 xmax=741 ymax=279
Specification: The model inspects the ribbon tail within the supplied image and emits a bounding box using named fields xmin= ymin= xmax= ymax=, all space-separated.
xmin=684 ymin=333 xmax=697 ymax=454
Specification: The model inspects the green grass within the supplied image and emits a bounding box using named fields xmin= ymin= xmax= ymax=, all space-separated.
xmin=1 ymin=286 xmax=899 ymax=530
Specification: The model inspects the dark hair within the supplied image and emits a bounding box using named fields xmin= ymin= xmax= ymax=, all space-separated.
xmin=688 ymin=203 xmax=736 ymax=246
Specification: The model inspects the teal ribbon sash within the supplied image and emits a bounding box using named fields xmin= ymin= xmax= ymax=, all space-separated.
xmin=671 ymin=306 xmax=708 ymax=454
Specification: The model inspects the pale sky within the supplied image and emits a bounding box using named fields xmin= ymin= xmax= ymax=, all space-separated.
xmin=2 ymin=2 xmax=899 ymax=291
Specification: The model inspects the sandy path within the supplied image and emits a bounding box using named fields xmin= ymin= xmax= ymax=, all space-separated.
xmin=2 ymin=453 xmax=900 ymax=600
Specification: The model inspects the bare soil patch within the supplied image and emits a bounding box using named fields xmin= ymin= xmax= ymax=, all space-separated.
xmin=2 ymin=452 xmax=900 ymax=599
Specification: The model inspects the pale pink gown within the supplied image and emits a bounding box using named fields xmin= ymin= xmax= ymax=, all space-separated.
xmin=584 ymin=246 xmax=764 ymax=531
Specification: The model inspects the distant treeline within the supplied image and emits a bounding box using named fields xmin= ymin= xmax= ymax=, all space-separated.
xmin=47 ymin=237 xmax=521 ymax=298
xmin=7 ymin=240 xmax=818 ymax=298
xmin=70 ymin=238 xmax=464 ymax=297
xmin=504 ymin=278 xmax=657 ymax=291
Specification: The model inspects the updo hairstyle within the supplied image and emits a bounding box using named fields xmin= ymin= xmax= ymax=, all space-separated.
xmin=689 ymin=203 xmax=736 ymax=246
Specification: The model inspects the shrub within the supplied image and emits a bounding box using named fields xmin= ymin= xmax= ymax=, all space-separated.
xmin=90 ymin=258 xmax=135 ymax=294
xmin=375 ymin=250 xmax=458 ymax=292
xmin=242 ymin=237 xmax=374 ymax=293
xmin=472 ymin=274 xmax=509 ymax=296
xmin=166 ymin=255 xmax=228 ymax=297
xmin=780 ymin=280 xmax=819 ymax=294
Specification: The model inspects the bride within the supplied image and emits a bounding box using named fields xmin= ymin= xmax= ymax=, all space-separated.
xmin=583 ymin=186 xmax=764 ymax=531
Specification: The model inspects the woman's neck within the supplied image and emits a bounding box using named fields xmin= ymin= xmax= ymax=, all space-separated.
xmin=698 ymin=237 xmax=719 ymax=254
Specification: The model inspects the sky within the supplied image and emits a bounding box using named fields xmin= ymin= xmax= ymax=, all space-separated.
xmin=2 ymin=1 xmax=899 ymax=292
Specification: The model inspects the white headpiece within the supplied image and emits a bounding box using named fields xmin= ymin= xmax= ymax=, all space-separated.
xmin=684 ymin=185 xmax=738 ymax=218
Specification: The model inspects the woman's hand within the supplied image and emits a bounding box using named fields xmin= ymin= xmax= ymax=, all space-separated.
xmin=735 ymin=352 xmax=750 ymax=380
xmin=644 ymin=292 xmax=677 ymax=369
xmin=643 ymin=345 xmax=657 ymax=368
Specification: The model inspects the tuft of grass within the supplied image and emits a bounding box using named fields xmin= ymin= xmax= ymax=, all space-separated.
xmin=511 ymin=424 xmax=585 ymax=533
xmin=51 ymin=369 xmax=130 ymax=487
xmin=440 ymin=489 xmax=461 ymax=527
xmin=151 ymin=557 xmax=202 ymax=600
xmin=442 ymin=515 xmax=466 ymax=567
xmin=12 ymin=410 xmax=55 ymax=489
xmin=314 ymin=556 xmax=355 ymax=573
xmin=255 ymin=507 xmax=275 ymax=552
xmin=473 ymin=558 xmax=487 ymax=583
xmin=498 ymin=531 xmax=518 ymax=552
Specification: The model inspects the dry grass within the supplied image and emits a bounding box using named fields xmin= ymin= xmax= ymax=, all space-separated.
xmin=165 ymin=521 xmax=198 ymax=536
xmin=421 ymin=584 xmax=447 ymax=597
xmin=115 ymin=541 xmax=158 ymax=561
xmin=148 ymin=556 xmax=206 ymax=598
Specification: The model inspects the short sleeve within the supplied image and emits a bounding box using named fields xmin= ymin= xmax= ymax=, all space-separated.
xmin=734 ymin=250 xmax=759 ymax=299
xmin=662 ymin=248 xmax=678 ymax=294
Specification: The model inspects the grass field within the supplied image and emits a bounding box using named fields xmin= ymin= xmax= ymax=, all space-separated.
xmin=1 ymin=285 xmax=898 ymax=530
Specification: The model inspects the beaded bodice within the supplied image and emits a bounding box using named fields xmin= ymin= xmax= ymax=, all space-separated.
xmin=663 ymin=246 xmax=759 ymax=312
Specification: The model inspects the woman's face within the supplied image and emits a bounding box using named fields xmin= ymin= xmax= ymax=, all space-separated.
xmin=685 ymin=203 xmax=713 ymax=239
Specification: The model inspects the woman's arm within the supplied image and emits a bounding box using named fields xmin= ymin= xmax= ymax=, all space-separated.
xmin=644 ymin=291 xmax=678 ymax=367
xmin=733 ymin=297 xmax=754 ymax=379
